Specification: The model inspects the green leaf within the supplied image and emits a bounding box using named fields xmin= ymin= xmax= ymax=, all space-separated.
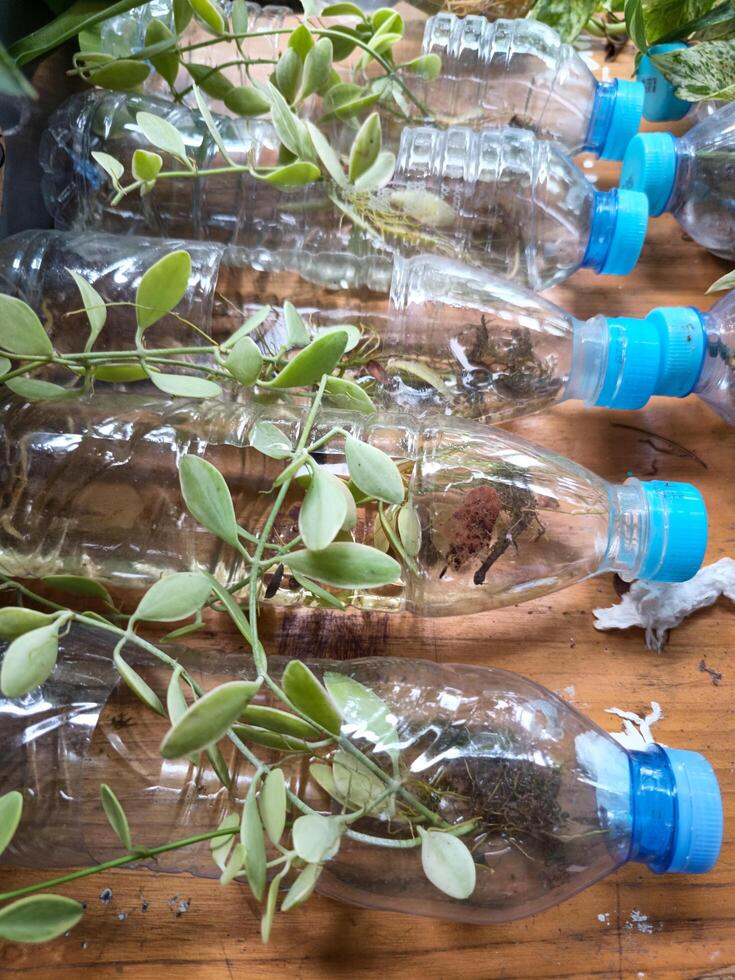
xmin=94 ymin=363 xmax=151 ymax=383
xmin=231 ymin=724 xmax=311 ymax=752
xmin=348 ymin=112 xmax=381 ymax=183
xmin=266 ymin=330 xmax=348 ymax=389
xmin=205 ymin=574 xmax=253 ymax=645
xmin=625 ymin=0 xmax=647 ymax=50
xmin=149 ymin=372 xmax=222 ymax=398
xmin=332 ymin=749 xmax=387 ymax=812
xmin=303 ymin=120 xmax=348 ymax=189
xmin=261 ymin=867 xmax=287 ymax=943
xmin=0 ymin=608 xmax=57 ymax=641
xmin=193 ymin=83 xmax=237 ymax=167
xmin=232 ymin=0 xmax=249 ymax=34
xmin=292 ymin=813 xmax=341 ymax=864
xmin=299 ymin=466 xmax=348 ymax=551
xmin=309 ymin=762 xmax=343 ymax=804
xmin=224 ymin=85 xmax=271 ymax=117
xmin=353 ymin=150 xmax=395 ymax=193
xmin=264 ymin=80 xmax=310 ymax=158
xmin=166 ymin=666 xmax=190 ymax=724
xmin=321 ymin=82 xmax=379 ymax=121
xmin=66 ymin=269 xmax=106 ymax=349
xmin=4 ymin=378 xmax=75 ymax=402
xmin=91 ymin=150 xmax=124 ymax=187
xmin=42 ymin=574 xmax=115 ymax=607
xmin=114 ymin=650 xmax=165 ymax=716
xmin=707 ymin=268 xmax=735 ymax=293
xmin=300 ymin=38 xmax=333 ymax=100
xmin=403 ymin=53 xmax=442 ymax=81
xmin=325 ymin=26 xmax=359 ymax=63
xmin=0 ymin=623 xmax=60 ymax=699
xmin=419 ymin=828 xmax=476 ymax=900
xmin=210 ymin=812 xmax=238 ymax=871
xmin=289 ymin=24 xmax=314 ymax=60
xmin=207 ymin=743 xmax=232 ymax=788
xmin=0 ymin=357 xmax=10 ymax=378
xmin=345 ymin=435 xmax=404 ymax=505
xmin=133 ymin=571 xmax=212 ymax=623
xmin=397 ymin=501 xmax=422 ymax=558
xmin=323 ymin=375 xmax=376 ymax=414
xmin=190 ymin=0 xmax=226 ymax=33
xmin=0 ymin=791 xmax=23 ymax=858
xmin=281 ymin=862 xmax=321 ymax=912
xmin=186 ymin=62 xmax=234 ymax=100
xmin=321 ymin=2 xmax=366 ymax=17
xmin=528 ymin=0 xmax=598 ymax=41
xmin=136 ymin=111 xmax=191 ymax=166
xmin=652 ymin=38 xmax=735 ymax=99
xmin=0 ymin=295 xmax=53 ymax=358
xmin=282 ymin=659 xmax=342 ymax=735
xmin=145 ymin=19 xmax=180 ymax=86
xmin=132 ymin=148 xmax=162 ymax=190
xmin=161 ymin=680 xmax=261 ymax=758
xmin=293 ymin=573 xmax=346 ymax=610
xmin=174 ymin=0 xmax=194 ymax=33
xmin=241 ymin=777 xmax=267 ymax=901
xmin=136 ymin=249 xmax=192 ymax=331
xmin=239 ymin=704 xmax=320 ymax=740
xmin=179 ymin=454 xmax=240 ymax=547
xmin=284 ymin=300 xmax=311 ymax=348
xmin=87 ymin=59 xmax=151 ymax=91
xmin=221 ymin=305 xmax=271 ymax=349
xmin=286 ymin=542 xmax=401 ymax=590
xmin=100 ymin=784 xmax=133 ymax=850
xmin=314 ymin=323 xmax=361 ymax=352
xmin=259 ymin=768 xmax=287 ymax=845
xmin=0 ymin=895 xmax=84 ymax=944
xmin=262 ymin=161 xmax=321 ymax=187
xmin=0 ymin=40 xmax=35 ymax=98
xmin=324 ymin=672 xmax=399 ymax=756
xmin=224 ymin=335 xmax=262 ymax=385
xmin=249 ymin=420 xmax=293 ymax=459
xmin=643 ymin=0 xmax=715 ymax=45
xmin=275 ymin=47 xmax=303 ymax=104
xmin=219 ymin=841 xmax=247 ymax=886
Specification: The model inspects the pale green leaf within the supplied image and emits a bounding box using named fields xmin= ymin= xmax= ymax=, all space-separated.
xmin=528 ymin=0 xmax=598 ymax=41
xmin=239 ymin=704 xmax=320 ymax=740
xmin=309 ymin=762 xmax=343 ymax=804
xmin=0 ymin=40 xmax=35 ymax=98
xmin=231 ymin=724 xmax=311 ymax=753
xmin=149 ymin=372 xmax=222 ymax=399
xmin=314 ymin=323 xmax=361 ymax=352
xmin=145 ymin=19 xmax=180 ymax=86
xmin=133 ymin=571 xmax=212 ymax=624
xmin=398 ymin=502 xmax=422 ymax=559
xmin=419 ymin=828 xmax=476 ymax=900
xmin=242 ymin=777 xmax=267 ymax=901
xmin=207 ymin=742 xmax=233 ymax=789
xmin=261 ymin=161 xmax=321 ymax=187
xmin=0 ymin=357 xmax=10 ymax=377
xmin=136 ymin=111 xmax=191 ymax=166
xmin=281 ymin=862 xmax=321 ymax=912
xmin=292 ymin=813 xmax=341 ymax=864
xmin=190 ymin=0 xmax=226 ymax=33
xmin=261 ymin=867 xmax=287 ymax=943
xmin=324 ymin=672 xmax=399 ymax=756
xmin=179 ymin=454 xmax=240 ymax=547
xmin=193 ymin=83 xmax=236 ymax=166
xmin=221 ymin=305 xmax=271 ymax=349
xmin=224 ymin=85 xmax=271 ymax=117
xmin=132 ymin=148 xmax=162 ymax=184
xmin=0 ymin=623 xmax=60 ymax=699
xmin=88 ymin=59 xmax=150 ymax=91
xmin=100 ymin=784 xmax=133 ymax=850
xmin=303 ymin=120 xmax=348 ymax=189
xmin=219 ymin=841 xmax=247 ymax=886
xmin=292 ymin=572 xmax=346 ymax=609
xmin=249 ymin=420 xmax=294 ymax=459
xmin=332 ymin=749 xmax=388 ymax=812
xmin=403 ymin=53 xmax=442 ymax=81
xmin=232 ymin=0 xmax=249 ymax=34
xmin=210 ymin=812 xmax=239 ymax=871
xmin=259 ymin=768 xmax=287 ymax=845
xmin=323 ymin=375 xmax=376 ymax=414
xmin=66 ymin=269 xmax=107 ymax=347
xmin=42 ymin=574 xmax=115 ymax=608
xmin=651 ymin=37 xmax=735 ymax=100
xmin=289 ymin=24 xmax=314 ymax=60
xmin=625 ymin=0 xmax=647 ymax=50
xmin=321 ymin=2 xmax=366 ymax=17
xmin=224 ymin=335 xmax=262 ymax=386
xmin=136 ymin=249 xmax=192 ymax=331
xmin=299 ymin=466 xmax=348 ymax=551
xmin=0 ymin=791 xmax=23 ymax=858
xmin=348 ymin=112 xmax=381 ymax=183
xmin=0 ymin=895 xmax=84 ymax=944
xmin=0 ymin=295 xmax=53 ymax=358
xmin=286 ymin=542 xmax=401 ymax=589
xmin=0 ymin=608 xmax=56 ymax=641
xmin=275 ymin=47 xmax=302 ymax=104
xmin=91 ymin=150 xmax=124 ymax=187
xmin=161 ymin=680 xmax=261 ymax=758
xmin=264 ymin=81 xmax=310 ymax=158
xmin=186 ymin=62 xmax=235 ymax=100
xmin=345 ymin=434 xmax=404 ymax=505
xmin=4 ymin=378 xmax=74 ymax=402
xmin=353 ymin=150 xmax=395 ymax=193
xmin=175 ymin=0 xmax=194 ymax=33
xmin=708 ymin=268 xmax=735 ymax=293
xmin=284 ymin=301 xmax=311 ymax=348
xmin=282 ymin=659 xmax=342 ymax=735
xmin=114 ymin=650 xmax=165 ymax=716
xmin=299 ymin=38 xmax=333 ymax=100
xmin=266 ymin=330 xmax=348 ymax=388
xmin=321 ymin=83 xmax=379 ymax=121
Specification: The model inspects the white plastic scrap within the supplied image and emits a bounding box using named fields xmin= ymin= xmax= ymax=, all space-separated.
xmin=606 ymin=702 xmax=663 ymax=750
xmin=593 ymin=558 xmax=735 ymax=652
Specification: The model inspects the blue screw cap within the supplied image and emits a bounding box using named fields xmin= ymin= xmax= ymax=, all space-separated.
xmin=631 ymin=478 xmax=708 ymax=582
xmin=600 ymin=79 xmax=646 ymax=160
xmin=637 ymin=43 xmax=692 ymax=122
xmin=621 ymin=132 xmax=679 ymax=216
xmin=603 ymin=189 xmax=649 ymax=276
xmin=658 ymin=748 xmax=723 ymax=874
xmin=645 ymin=306 xmax=706 ymax=396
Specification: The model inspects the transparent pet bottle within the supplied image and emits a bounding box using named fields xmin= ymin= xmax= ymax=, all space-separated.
xmin=1 ymin=228 xmax=731 ymax=425
xmin=40 ymin=90 xmax=649 ymax=291
xmin=99 ymin=4 xmax=642 ymax=159
xmin=636 ymin=44 xmax=722 ymax=124
xmin=0 ymin=392 xmax=708 ymax=615
xmin=0 ymin=630 xmax=722 ymax=924
xmin=620 ymin=101 xmax=735 ymax=261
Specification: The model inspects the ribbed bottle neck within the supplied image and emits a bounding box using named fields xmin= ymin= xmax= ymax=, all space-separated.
xmin=627 ymin=745 xmax=677 ymax=871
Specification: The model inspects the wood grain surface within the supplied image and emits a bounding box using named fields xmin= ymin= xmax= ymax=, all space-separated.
xmin=1 ymin=40 xmax=734 ymax=980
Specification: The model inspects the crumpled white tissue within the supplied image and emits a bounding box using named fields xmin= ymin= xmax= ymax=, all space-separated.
xmin=606 ymin=702 xmax=663 ymax=750
xmin=593 ymin=558 xmax=735 ymax=652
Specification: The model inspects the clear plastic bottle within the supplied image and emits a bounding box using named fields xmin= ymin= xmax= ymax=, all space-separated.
xmin=2 ymin=229 xmax=732 ymax=425
xmin=620 ymin=102 xmax=735 ymax=261
xmin=0 ymin=393 xmax=708 ymax=615
xmin=0 ymin=630 xmax=722 ymax=923
xmin=636 ymin=44 xmax=722 ymax=125
xmin=100 ymin=5 xmax=643 ymax=158
xmin=40 ymin=91 xmax=649 ymax=291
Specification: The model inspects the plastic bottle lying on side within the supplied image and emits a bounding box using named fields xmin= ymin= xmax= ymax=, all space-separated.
xmin=1 ymin=229 xmax=732 ymax=425
xmin=0 ymin=392 xmax=708 ymax=615
xmin=636 ymin=43 xmax=722 ymax=124
xmin=99 ymin=4 xmax=643 ymax=159
xmin=40 ymin=91 xmax=649 ymax=292
xmin=620 ymin=101 xmax=735 ymax=261
xmin=0 ymin=630 xmax=723 ymax=923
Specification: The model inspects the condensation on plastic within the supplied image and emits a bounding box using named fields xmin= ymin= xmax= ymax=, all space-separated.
xmin=0 ymin=627 xmax=633 ymax=924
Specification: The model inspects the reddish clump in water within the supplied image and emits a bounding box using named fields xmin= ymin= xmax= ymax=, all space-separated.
xmin=445 ymin=485 xmax=502 ymax=571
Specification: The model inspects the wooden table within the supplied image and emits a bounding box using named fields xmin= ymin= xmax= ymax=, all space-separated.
xmin=1 ymin=41 xmax=734 ymax=980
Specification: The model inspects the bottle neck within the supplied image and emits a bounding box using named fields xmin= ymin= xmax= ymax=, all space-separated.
xmin=627 ymin=745 xmax=677 ymax=872
xmin=581 ymin=190 xmax=618 ymax=273
xmin=584 ymin=80 xmax=617 ymax=155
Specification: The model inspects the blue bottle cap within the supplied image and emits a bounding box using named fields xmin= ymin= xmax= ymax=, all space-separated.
xmin=645 ymin=306 xmax=706 ymax=396
xmin=658 ymin=748 xmax=723 ymax=874
xmin=600 ymin=79 xmax=645 ymax=160
xmin=637 ymin=43 xmax=692 ymax=122
xmin=631 ymin=478 xmax=708 ymax=581
xmin=621 ymin=132 xmax=679 ymax=216
xmin=602 ymin=189 xmax=649 ymax=276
